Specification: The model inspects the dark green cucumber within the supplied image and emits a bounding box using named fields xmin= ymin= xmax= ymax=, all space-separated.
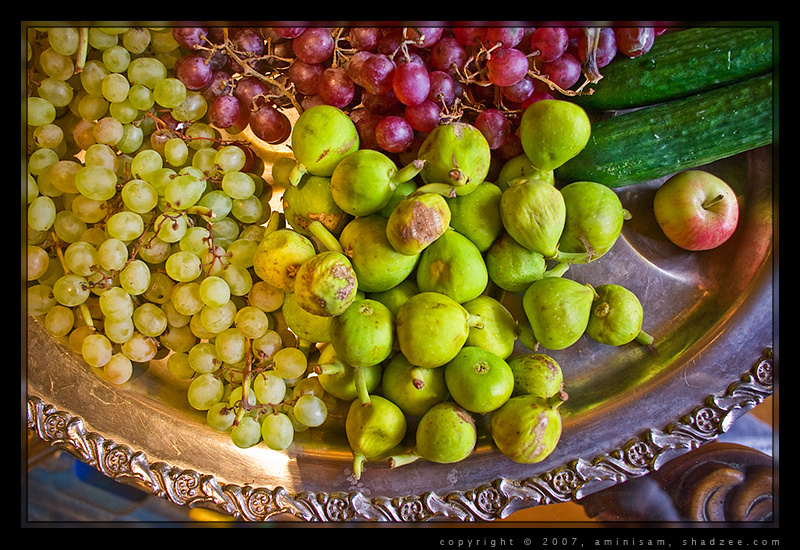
xmin=555 ymin=73 xmax=773 ymax=188
xmin=575 ymin=26 xmax=774 ymax=111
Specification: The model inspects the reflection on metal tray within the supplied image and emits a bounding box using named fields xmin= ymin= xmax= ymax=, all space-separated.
xmin=26 ymin=146 xmax=774 ymax=522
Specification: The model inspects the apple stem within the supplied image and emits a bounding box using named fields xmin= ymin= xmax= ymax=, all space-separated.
xmin=702 ymin=194 xmax=725 ymax=210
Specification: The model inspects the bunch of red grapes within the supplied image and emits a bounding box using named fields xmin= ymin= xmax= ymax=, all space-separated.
xmin=171 ymin=25 xmax=663 ymax=164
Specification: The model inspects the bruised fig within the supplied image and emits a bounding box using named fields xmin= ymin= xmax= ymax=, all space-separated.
xmin=281 ymin=291 xmax=332 ymax=343
xmin=293 ymin=251 xmax=358 ymax=317
xmin=508 ymin=353 xmax=564 ymax=398
xmin=395 ymin=292 xmax=483 ymax=369
xmin=444 ymin=346 xmax=515 ymax=414
xmin=416 ymin=228 xmax=488 ymax=304
xmin=339 ymin=215 xmax=420 ymax=293
xmin=495 ymin=153 xmax=554 ymax=191
xmin=500 ymin=177 xmax=566 ymax=259
xmin=331 ymin=149 xmax=425 ymax=217
xmin=519 ymin=99 xmax=591 ymax=172
xmin=586 ymin=283 xmax=653 ymax=346
xmin=288 ymin=104 xmax=359 ymax=183
xmin=386 ymin=192 xmax=451 ymax=256
xmin=252 ymin=229 xmax=317 ymax=292
xmin=381 ymin=352 xmax=449 ymax=417
xmin=522 ymin=277 xmax=595 ymax=350
xmin=389 ymin=402 xmax=476 ymax=467
xmin=282 ymin=174 xmax=350 ymax=238
xmin=555 ymin=181 xmax=628 ymax=264
xmin=490 ymin=392 xmax=567 ymax=463
xmin=346 ymin=395 xmax=407 ymax=479
xmin=485 ymin=232 xmax=570 ymax=293
xmin=330 ymin=298 xmax=394 ymax=369
xmin=315 ymin=342 xmax=382 ymax=405
xmin=445 ymin=181 xmax=504 ymax=252
xmin=463 ymin=295 xmax=518 ymax=360
xmin=417 ymin=122 xmax=491 ymax=193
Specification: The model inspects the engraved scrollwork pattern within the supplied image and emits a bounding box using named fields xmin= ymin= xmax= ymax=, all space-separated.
xmin=26 ymin=347 xmax=773 ymax=522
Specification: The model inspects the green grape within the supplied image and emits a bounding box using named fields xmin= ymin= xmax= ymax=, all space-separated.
xmin=226 ymin=239 xmax=258 ymax=268
xmin=81 ymin=333 xmax=113 ymax=368
xmin=215 ymin=145 xmax=247 ymax=174
xmin=202 ymin=246 xmax=231 ymax=276
xmin=228 ymin=385 xmax=257 ymax=409
xmin=171 ymin=282 xmax=205 ymax=316
xmin=78 ymin=94 xmax=109 ymax=121
xmin=88 ymin=28 xmax=118 ymax=50
xmin=64 ymin=241 xmax=98 ymax=276
xmin=97 ymin=238 xmax=129 ymax=271
xmin=27 ymin=245 xmax=50 ymax=281
xmin=292 ymin=377 xmax=324 ymax=400
xmin=93 ymin=116 xmax=124 ymax=146
xmin=44 ymin=304 xmax=74 ymax=337
xmin=122 ymin=27 xmax=151 ymax=54
xmin=179 ymin=226 xmax=211 ymax=257
xmin=210 ymin=217 xmax=240 ymax=245
xmin=165 ymin=251 xmax=202 ymax=282
xmin=155 ymin=212 xmax=188 ymax=243
xmin=80 ymin=59 xmax=111 ymax=97
xmin=199 ymin=276 xmax=230 ymax=308
xmin=28 ymin=284 xmax=57 ymax=316
xmin=102 ymin=44 xmax=132 ymax=72
xmin=261 ymin=412 xmax=294 ymax=451
xmin=48 ymin=27 xmax=80 ymax=56
xmin=104 ymin=353 xmax=133 ymax=385
xmin=138 ymin=232 xmax=172 ymax=264
xmin=39 ymin=47 xmax=74 ymax=81
xmin=159 ymin=324 xmax=197 ymax=354
xmin=273 ymin=347 xmax=308 ymax=380
xmin=99 ymin=286 xmax=134 ymax=320
xmin=164 ymin=137 xmax=189 ymax=167
xmin=252 ymin=330 xmax=283 ymax=363
xmin=120 ymin=331 xmax=158 ymax=362
xmin=215 ymin=327 xmax=247 ymax=364
xmin=153 ymin=77 xmax=186 ymax=109
xmin=28 ymin=148 xmax=58 ymax=177
xmin=83 ymin=143 xmax=118 ymax=171
xmin=69 ymin=196 xmax=106 ymax=224
xmin=101 ymin=72 xmax=130 ymax=103
xmin=131 ymin=149 xmax=164 ymax=181
xmin=116 ymin=124 xmax=144 ymax=154
xmin=172 ymin=91 xmax=207 ymax=122
xmin=184 ymin=122 xmax=216 ymax=150
xmin=151 ymin=29 xmax=180 ymax=52
xmin=133 ymin=302 xmax=168 ymax=337
xmin=127 ymin=57 xmax=167 ymax=89
xmin=188 ymin=342 xmax=222 ymax=374
xmin=200 ymin=300 xmax=236 ymax=334
xmin=292 ymin=394 xmax=327 ymax=428
xmin=190 ymin=313 xmax=217 ymax=340
xmin=234 ymin=305 xmax=269 ymax=339
xmin=148 ymin=167 xmax=177 ymax=195
xmin=119 ymin=259 xmax=151 ymax=295
xmin=191 ymin=147 xmax=217 ymax=173
xmin=206 ymin=402 xmax=236 ymax=432
xmin=48 ymin=159 xmax=82 ymax=195
xmin=165 ymin=173 xmax=205 ymax=210
xmin=221 ymin=171 xmax=255 ymax=200
xmin=143 ymin=272 xmax=174 ymax=304
xmin=28 ymin=97 xmax=56 ymax=126
xmin=220 ymin=263 xmax=253 ymax=296
xmin=38 ymin=78 xmax=74 ymax=108
xmin=33 ymin=124 xmax=64 ymax=149
xmin=231 ymin=195 xmax=264 ymax=224
xmin=248 ymin=281 xmax=285 ymax=313
xmin=104 ymin=316 xmax=135 ymax=344
xmin=187 ymin=373 xmax=224 ymax=410
xmin=53 ymin=210 xmax=87 ymax=243
xmin=28 ymin=195 xmax=56 ymax=231
xmin=253 ymin=371 xmax=286 ymax=406
xmin=167 ymin=351 xmax=195 ymax=380
xmin=75 ymin=165 xmax=118 ymax=201
xmin=109 ymin=98 xmax=139 ymax=123
xmin=106 ymin=211 xmax=145 ymax=242
xmin=230 ymin=416 xmax=261 ymax=448
xmin=121 ymin=179 xmax=159 ymax=214
xmin=127 ymin=84 xmax=154 ymax=110
xmin=162 ymin=301 xmax=190 ymax=329
xmin=53 ymin=274 xmax=90 ymax=307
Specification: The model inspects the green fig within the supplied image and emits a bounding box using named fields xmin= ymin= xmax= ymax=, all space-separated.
xmin=586 ymin=283 xmax=653 ymax=346
xmin=282 ymin=174 xmax=351 ymax=238
xmin=444 ymin=346 xmax=514 ymax=414
xmin=445 ymin=181 xmax=504 ymax=252
xmin=416 ymin=228 xmax=488 ymax=304
xmin=314 ymin=342 xmax=382 ymax=405
xmin=463 ymin=295 xmax=518 ymax=360
xmin=522 ymin=277 xmax=595 ymax=351
xmin=389 ymin=402 xmax=476 ymax=467
xmin=485 ymin=232 xmax=570 ymax=293
xmin=490 ymin=392 xmax=567 ymax=464
xmin=293 ymin=251 xmax=358 ymax=317
xmin=495 ymin=153 xmax=554 ymax=191
xmin=386 ymin=192 xmax=451 ymax=256
xmin=395 ymin=291 xmax=483 ymax=368
xmin=417 ymin=122 xmax=491 ymax=193
xmin=281 ymin=291 xmax=332 ymax=343
xmin=331 ymin=149 xmax=425 ymax=216
xmin=381 ymin=352 xmax=449 ymax=417
xmin=519 ymin=99 xmax=591 ymax=172
xmin=346 ymin=395 xmax=407 ymax=479
xmin=330 ymin=298 xmax=394 ymax=368
xmin=378 ymin=178 xmax=418 ymax=218
xmin=554 ymin=181 xmax=628 ymax=264
xmin=367 ymin=277 xmax=419 ymax=318
xmin=339 ymin=215 xmax=420 ymax=293
xmin=289 ymin=105 xmax=359 ymax=183
xmin=500 ymin=177 xmax=566 ymax=259
xmin=252 ymin=229 xmax=317 ymax=293
xmin=271 ymin=156 xmax=301 ymax=188
xmin=508 ymin=353 xmax=564 ymax=398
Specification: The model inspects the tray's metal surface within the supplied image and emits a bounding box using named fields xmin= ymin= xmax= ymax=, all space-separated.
xmin=25 ymin=145 xmax=774 ymax=522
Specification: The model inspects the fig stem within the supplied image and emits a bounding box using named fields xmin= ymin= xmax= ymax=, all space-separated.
xmin=308 ymin=220 xmax=344 ymax=253
xmin=413 ymin=183 xmax=457 ymax=198
xmin=353 ymin=453 xmax=367 ymax=480
xmin=516 ymin=324 xmax=539 ymax=352
xmin=393 ymin=159 xmax=425 ymax=186
xmin=542 ymin=262 xmax=570 ymax=279
xmin=314 ymin=360 xmax=345 ymax=375
xmin=410 ymin=367 xmax=427 ymax=390
xmin=354 ymin=366 xmax=373 ymax=406
xmin=388 ymin=450 xmax=422 ymax=469
xmin=288 ymin=161 xmax=307 ymax=186
xmin=549 ymin=249 xmax=593 ymax=264
xmin=635 ymin=329 xmax=654 ymax=346
xmin=467 ymin=313 xmax=484 ymax=329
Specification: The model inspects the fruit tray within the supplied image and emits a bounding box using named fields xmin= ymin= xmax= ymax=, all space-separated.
xmin=25 ymin=135 xmax=774 ymax=521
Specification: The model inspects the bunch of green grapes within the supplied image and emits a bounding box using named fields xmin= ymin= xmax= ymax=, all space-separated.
xmin=25 ymin=25 xmax=327 ymax=452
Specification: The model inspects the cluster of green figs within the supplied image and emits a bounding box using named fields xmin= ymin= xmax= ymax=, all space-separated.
xmin=253 ymin=100 xmax=653 ymax=479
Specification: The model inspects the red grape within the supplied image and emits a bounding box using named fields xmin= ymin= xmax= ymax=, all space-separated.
xmin=453 ymin=27 xmax=486 ymax=46
xmin=404 ymin=99 xmax=440 ymax=133
xmin=349 ymin=27 xmax=382 ymax=52
xmin=530 ymin=27 xmax=569 ymax=63
xmin=292 ymin=27 xmax=334 ymax=64
xmin=474 ymin=108 xmax=510 ymax=150
xmin=348 ymin=52 xmax=396 ymax=95
xmin=172 ymin=27 xmax=208 ymax=50
xmin=392 ymin=62 xmax=431 ymax=106
xmin=234 ymin=76 xmax=270 ymax=111
xmin=174 ymin=54 xmax=214 ymax=90
xmin=485 ymin=27 xmax=525 ymax=50
xmin=318 ymin=67 xmax=355 ymax=109
xmin=287 ymin=59 xmax=324 ymax=96
xmin=542 ymin=52 xmax=582 ymax=89
xmin=429 ymin=36 xmax=467 ymax=72
xmin=614 ymin=27 xmax=655 ymax=58
xmin=502 ymin=75 xmax=535 ymax=104
xmin=486 ymin=47 xmax=529 ymax=87
xmin=406 ymin=27 xmax=444 ymax=48
xmin=249 ymin=105 xmax=291 ymax=144
xmin=272 ymin=27 xmax=306 ymax=39
xmin=578 ymin=27 xmax=618 ymax=69
xmin=521 ymin=90 xmax=556 ymax=108
xmin=351 ymin=110 xmax=382 ymax=150
xmin=375 ymin=115 xmax=414 ymax=153
xmin=428 ymin=70 xmax=456 ymax=107
xmin=208 ymin=94 xmax=244 ymax=130
xmin=201 ymin=70 xmax=233 ymax=103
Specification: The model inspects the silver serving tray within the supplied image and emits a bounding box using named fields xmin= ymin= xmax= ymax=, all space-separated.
xmin=26 ymin=145 xmax=774 ymax=522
